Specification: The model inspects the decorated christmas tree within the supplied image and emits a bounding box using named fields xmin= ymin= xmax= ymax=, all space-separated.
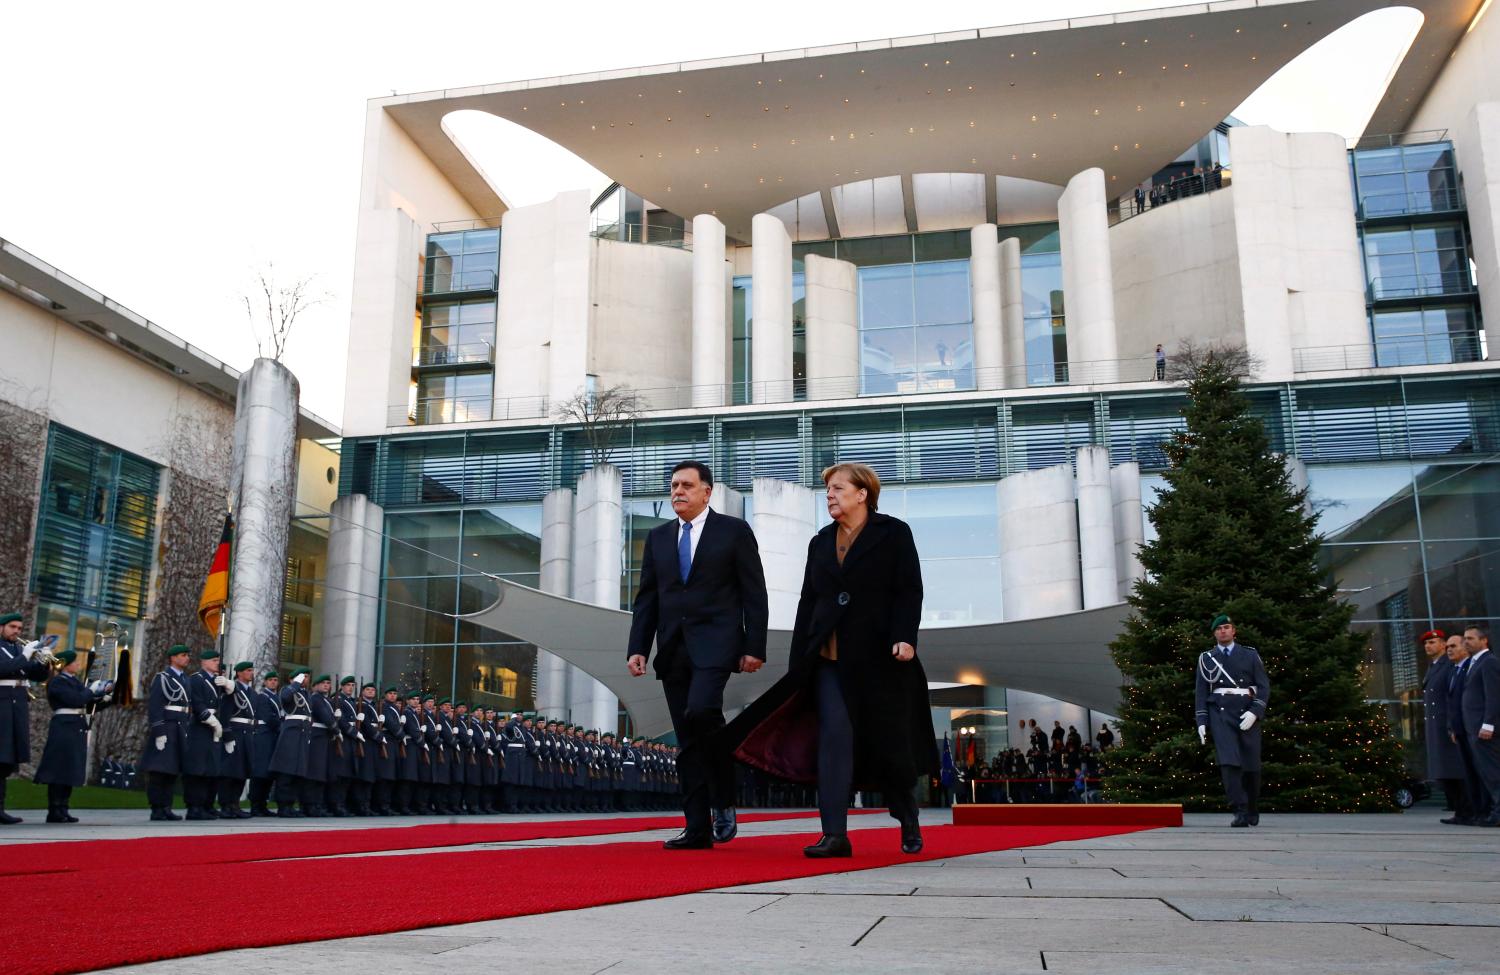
xmin=1103 ymin=347 xmax=1406 ymax=811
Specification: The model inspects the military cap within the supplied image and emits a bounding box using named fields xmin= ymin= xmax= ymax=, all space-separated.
xmin=1420 ymin=629 xmax=1446 ymax=642
xmin=290 ymin=666 xmax=311 ymax=678
xmin=168 ymin=644 xmax=193 ymax=658
xmin=405 ymin=689 xmax=421 ymax=698
xmin=438 ymin=696 xmax=451 ymax=705
xmin=383 ymin=685 xmax=399 ymax=694
xmin=199 ymin=648 xmax=220 ymax=660
xmin=313 ymin=673 xmax=332 ymax=685
xmin=262 ymin=669 xmax=280 ymax=680
xmin=1210 ymin=613 xmax=1232 ymax=631
xmin=55 ymin=649 xmax=78 ymax=665
xmin=455 ymin=700 xmax=468 ymax=709
xmin=233 ymin=661 xmax=254 ymax=673
xmin=422 ymin=692 xmax=436 ymax=702
xmin=0 ymin=612 xmax=22 ymax=626
xmin=363 ymin=681 xmax=378 ymax=690
xmin=339 ymin=675 xmax=357 ymax=686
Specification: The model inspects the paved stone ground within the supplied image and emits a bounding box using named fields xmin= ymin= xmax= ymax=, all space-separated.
xmin=5 ymin=807 xmax=1497 ymax=974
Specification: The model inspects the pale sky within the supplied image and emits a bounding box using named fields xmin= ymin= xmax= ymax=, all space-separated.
xmin=0 ymin=1 xmax=1420 ymax=424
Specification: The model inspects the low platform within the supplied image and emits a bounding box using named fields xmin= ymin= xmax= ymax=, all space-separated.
xmin=952 ymin=803 xmax=1183 ymax=827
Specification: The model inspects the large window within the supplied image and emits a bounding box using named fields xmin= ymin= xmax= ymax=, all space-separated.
xmin=414 ymin=372 xmax=492 ymax=425
xmin=424 ymin=228 xmax=499 ymax=295
xmin=1372 ymin=305 xmax=1483 ymax=367
xmin=419 ymin=299 xmax=495 ymax=366
xmin=858 ymin=260 xmax=974 ymax=395
xmin=1362 ymin=222 xmax=1472 ymax=301
xmin=730 ymin=275 xmax=807 ymax=405
xmin=1351 ymin=142 xmax=1460 ymax=218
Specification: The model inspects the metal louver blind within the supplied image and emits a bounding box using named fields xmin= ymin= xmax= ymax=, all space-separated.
xmin=1292 ymin=383 xmax=1409 ymax=462
xmin=723 ymin=418 xmax=800 ymax=488
xmin=1008 ymin=403 xmax=1096 ymax=472
xmin=32 ymin=425 xmax=160 ymax=619
xmin=810 ymin=412 xmax=904 ymax=485
xmin=462 ymin=432 xmax=550 ymax=503
xmin=381 ymin=436 xmax=465 ymax=506
xmin=904 ymin=407 xmax=999 ymax=481
xmin=1107 ymin=398 xmax=1186 ymax=470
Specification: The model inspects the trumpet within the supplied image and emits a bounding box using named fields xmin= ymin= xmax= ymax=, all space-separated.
xmin=28 ymin=635 xmax=64 ymax=667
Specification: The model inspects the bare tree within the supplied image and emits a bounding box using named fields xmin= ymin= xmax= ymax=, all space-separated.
xmin=554 ymin=383 xmax=644 ymax=468
xmin=1164 ymin=340 xmax=1259 ymax=382
xmin=241 ymin=264 xmax=326 ymax=362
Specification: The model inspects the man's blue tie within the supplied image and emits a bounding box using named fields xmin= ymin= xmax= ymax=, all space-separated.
xmin=678 ymin=521 xmax=692 ymax=583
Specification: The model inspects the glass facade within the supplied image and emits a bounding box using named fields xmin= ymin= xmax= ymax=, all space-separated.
xmin=414 ymin=229 xmax=501 ymax=425
xmin=424 ymin=228 xmax=499 ymax=295
xmin=31 ymin=424 xmax=160 ymax=655
xmin=1350 ymin=142 xmax=1461 ymax=219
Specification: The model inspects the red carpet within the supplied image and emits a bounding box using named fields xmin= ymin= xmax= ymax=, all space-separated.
xmin=0 ymin=810 xmax=875 ymax=878
xmin=14 ymin=822 xmax=1150 ymax=975
xmin=953 ymin=803 xmax=1184 ymax=827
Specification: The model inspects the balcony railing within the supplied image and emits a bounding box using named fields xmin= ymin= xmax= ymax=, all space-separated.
xmin=388 ymin=356 xmax=1167 ymax=426
xmin=1293 ymin=335 xmax=1485 ymax=372
xmin=1347 ymin=130 xmax=1448 ymax=150
xmin=1367 ymin=270 xmax=1477 ymax=302
xmin=1356 ymin=186 xmax=1465 ymax=220
xmin=1111 ymin=170 xmax=1231 ymax=225
xmin=590 ymin=222 xmax=693 ymax=249
xmin=414 ymin=343 xmax=495 ymax=368
xmin=422 ymin=269 xmax=498 ymax=296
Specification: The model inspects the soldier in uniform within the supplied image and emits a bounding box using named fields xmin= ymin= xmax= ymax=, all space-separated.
xmin=216 ymin=661 xmax=258 ymax=818
xmin=1 ymin=611 xmax=53 ymax=824
xmin=620 ymin=737 xmax=641 ymax=811
xmin=372 ymin=685 xmax=401 ymax=815
xmin=480 ymin=707 xmax=502 ymax=814
xmin=248 ymin=669 xmax=282 ymax=815
xmin=397 ymin=690 xmax=423 ymax=814
xmin=182 ymin=648 xmax=231 ymax=820
xmin=454 ymin=701 xmax=480 ymax=814
xmin=141 ymin=645 xmax=194 ymax=821
xmin=535 ymin=716 xmax=556 ymax=812
xmin=306 ymin=674 xmax=339 ymax=816
xmin=270 ymin=667 xmax=315 ymax=817
xmin=424 ymin=693 xmax=449 ymax=813
xmin=352 ymin=681 xmax=382 ymax=815
xmin=1195 ymin=614 xmax=1272 ymax=827
xmin=501 ymin=711 xmax=529 ymax=813
xmin=33 ymin=649 xmax=113 ymax=822
xmin=328 ymin=676 xmax=360 ymax=816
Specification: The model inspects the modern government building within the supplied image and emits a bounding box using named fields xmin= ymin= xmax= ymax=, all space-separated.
xmin=4 ymin=0 xmax=1498 ymax=777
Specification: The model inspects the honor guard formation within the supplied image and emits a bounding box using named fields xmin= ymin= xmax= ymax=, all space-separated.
xmin=126 ymin=646 xmax=677 ymax=822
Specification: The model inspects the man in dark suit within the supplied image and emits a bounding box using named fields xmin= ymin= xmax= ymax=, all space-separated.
xmin=1447 ymin=634 xmax=1487 ymax=822
xmin=1420 ymin=630 xmax=1468 ymax=824
xmin=628 ymin=460 xmax=768 ymax=849
xmin=1460 ymin=623 xmax=1500 ymax=826
xmin=1194 ymin=613 xmax=1271 ymax=827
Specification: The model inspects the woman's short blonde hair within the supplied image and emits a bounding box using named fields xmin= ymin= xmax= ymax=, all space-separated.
xmin=821 ymin=462 xmax=881 ymax=512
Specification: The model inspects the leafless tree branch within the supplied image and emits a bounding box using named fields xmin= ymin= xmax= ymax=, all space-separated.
xmin=1163 ymin=340 xmax=1259 ymax=382
xmin=554 ymin=383 xmax=643 ymax=469
xmin=241 ymin=264 xmax=327 ymax=362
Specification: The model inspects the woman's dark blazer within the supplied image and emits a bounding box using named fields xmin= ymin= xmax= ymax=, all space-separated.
xmin=726 ymin=511 xmax=938 ymax=788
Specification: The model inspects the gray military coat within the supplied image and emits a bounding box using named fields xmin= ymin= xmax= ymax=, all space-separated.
xmin=1422 ymin=655 xmax=1466 ymax=779
xmin=1193 ymin=643 xmax=1271 ymax=771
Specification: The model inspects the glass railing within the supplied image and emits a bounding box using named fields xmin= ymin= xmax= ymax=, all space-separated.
xmin=1356 ymin=186 xmax=1465 ymax=220
xmin=1293 ymin=335 xmax=1485 ymax=372
xmin=1367 ymin=270 xmax=1477 ymax=301
xmin=589 ymin=222 xmax=693 ymax=248
xmin=1111 ymin=170 xmax=1231 ymax=225
xmin=414 ymin=343 xmax=494 ymax=368
xmin=422 ymin=269 xmax=498 ymax=296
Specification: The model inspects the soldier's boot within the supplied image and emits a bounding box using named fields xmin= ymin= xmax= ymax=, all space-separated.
xmin=46 ymin=805 xmax=70 ymax=823
xmin=277 ymin=805 xmax=303 ymax=818
xmin=251 ymin=802 xmax=273 ymax=817
xmin=185 ymin=807 xmax=213 ymax=821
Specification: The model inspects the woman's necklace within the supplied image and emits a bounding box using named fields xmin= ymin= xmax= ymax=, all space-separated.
xmin=837 ymin=520 xmax=860 ymax=555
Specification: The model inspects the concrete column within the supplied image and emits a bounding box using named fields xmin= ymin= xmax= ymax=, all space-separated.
xmin=1059 ymin=168 xmax=1119 ymax=384
xmin=570 ymin=465 xmax=621 ymax=728
xmin=751 ymin=213 xmax=793 ymax=403
xmin=322 ymin=494 xmax=369 ymax=683
xmin=1460 ymin=103 xmax=1500 ymax=359
xmin=751 ymin=476 xmax=817 ymax=628
xmin=356 ymin=502 xmax=383 ymax=681
xmin=970 ymin=224 xmax=1002 ymax=389
xmin=1075 ymin=447 xmax=1119 ymax=610
xmin=1110 ymin=462 xmax=1145 ymax=600
xmin=1000 ymin=236 xmax=1025 ymax=386
xmin=709 ymin=483 xmax=745 ymax=518
xmin=535 ymin=488 xmax=575 ymax=717
xmin=691 ymin=214 xmax=729 ymax=408
xmin=1282 ymin=454 xmax=1314 ymax=518
xmin=342 ymin=207 xmax=421 ymax=436
xmin=803 ymin=254 xmax=859 ymax=400
xmin=226 ymin=358 xmax=300 ymax=675
xmin=997 ymin=463 xmax=1081 ymax=621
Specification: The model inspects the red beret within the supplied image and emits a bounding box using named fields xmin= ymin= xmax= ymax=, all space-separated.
xmin=1420 ymin=629 xmax=1446 ymax=642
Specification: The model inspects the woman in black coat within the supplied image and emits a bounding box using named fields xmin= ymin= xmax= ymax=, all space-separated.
xmin=33 ymin=650 xmax=112 ymax=822
xmin=728 ymin=462 xmax=936 ymax=858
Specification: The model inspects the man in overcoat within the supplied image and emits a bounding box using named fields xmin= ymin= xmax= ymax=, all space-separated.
xmin=248 ymin=669 xmax=282 ymax=815
xmin=1420 ymin=630 xmax=1470 ymax=824
xmin=32 ymin=649 xmax=112 ymax=822
xmin=1460 ymin=624 xmax=1500 ymax=826
xmin=1195 ymin=614 xmax=1271 ymax=827
xmin=140 ymin=644 xmax=194 ymax=821
xmin=0 ymin=611 xmax=52 ymax=824
xmin=216 ymin=661 xmax=258 ymax=818
xmin=627 ymin=460 xmax=768 ymax=849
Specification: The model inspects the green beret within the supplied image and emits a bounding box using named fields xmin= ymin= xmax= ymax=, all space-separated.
xmin=0 ymin=612 xmax=22 ymax=626
xmin=313 ymin=673 xmax=331 ymax=685
xmin=168 ymin=644 xmax=192 ymax=657
xmin=339 ymin=675 xmax=356 ymax=686
xmin=233 ymin=661 xmax=254 ymax=673
xmin=1211 ymin=614 xmax=1232 ymax=631
xmin=383 ymin=686 xmax=398 ymax=694
xmin=405 ymin=689 xmax=421 ymax=698
xmin=55 ymin=649 xmax=78 ymax=665
xmin=438 ymin=696 xmax=451 ymax=705
xmin=199 ymin=649 xmax=220 ymax=660
xmin=290 ymin=667 xmax=311 ymax=678
xmin=363 ymin=682 xmax=378 ymax=690
xmin=422 ymin=692 xmax=435 ymax=702
xmin=455 ymin=700 xmax=467 ymax=709
xmin=262 ymin=669 xmax=280 ymax=680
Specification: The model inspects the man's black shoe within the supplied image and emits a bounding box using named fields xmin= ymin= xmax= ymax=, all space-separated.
xmin=1482 ymin=815 xmax=1500 ymax=827
xmin=1230 ymin=814 xmax=1250 ymax=827
xmin=1440 ymin=815 xmax=1470 ymax=825
xmin=663 ymin=830 xmax=714 ymax=850
xmin=900 ymin=821 xmax=924 ymax=854
xmin=712 ymin=807 xmax=738 ymax=843
xmin=804 ymin=834 xmax=853 ymax=858
xmin=0 ymin=811 xmax=22 ymax=825
xmin=185 ymin=807 xmax=212 ymax=821
xmin=278 ymin=807 xmax=304 ymax=818
xmin=1247 ymin=813 xmax=1260 ymax=826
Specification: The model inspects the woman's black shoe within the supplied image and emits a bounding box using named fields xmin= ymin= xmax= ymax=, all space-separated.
xmin=900 ymin=822 xmax=924 ymax=854
xmin=803 ymin=834 xmax=853 ymax=858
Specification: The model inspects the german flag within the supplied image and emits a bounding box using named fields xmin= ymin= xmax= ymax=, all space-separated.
xmin=198 ymin=514 xmax=232 ymax=636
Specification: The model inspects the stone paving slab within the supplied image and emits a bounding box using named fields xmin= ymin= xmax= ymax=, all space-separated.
xmin=1166 ymin=895 xmax=1500 ymax=926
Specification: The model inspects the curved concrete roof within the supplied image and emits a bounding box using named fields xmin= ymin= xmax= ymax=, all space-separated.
xmin=378 ymin=0 xmax=1476 ymax=240
xmin=463 ymin=577 xmax=1128 ymax=738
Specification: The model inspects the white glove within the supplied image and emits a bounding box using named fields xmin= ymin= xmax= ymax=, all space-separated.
xmin=1197 ymin=725 xmax=1207 ymax=746
xmin=213 ymin=674 xmax=234 ymax=691
xmin=356 ymin=731 xmax=365 ymax=742
xmin=1239 ymin=711 xmax=1258 ymax=731
xmin=205 ymin=714 xmax=223 ymax=742
xmin=21 ymin=640 xmax=42 ymax=660
xmin=89 ymin=679 xmax=109 ymax=694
